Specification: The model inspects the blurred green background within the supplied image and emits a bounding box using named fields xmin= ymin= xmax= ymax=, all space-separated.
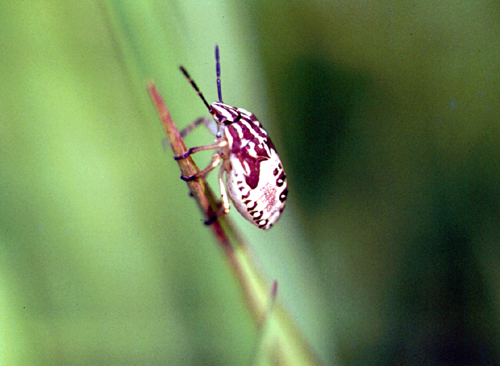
xmin=1 ymin=0 xmax=500 ymax=365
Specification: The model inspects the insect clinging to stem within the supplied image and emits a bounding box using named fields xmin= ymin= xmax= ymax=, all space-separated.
xmin=175 ymin=45 xmax=287 ymax=230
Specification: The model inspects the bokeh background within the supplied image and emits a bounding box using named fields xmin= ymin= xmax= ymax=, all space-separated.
xmin=2 ymin=0 xmax=500 ymax=365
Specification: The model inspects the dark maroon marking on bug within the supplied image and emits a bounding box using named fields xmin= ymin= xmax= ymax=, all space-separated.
xmin=245 ymin=200 xmax=257 ymax=210
xmin=226 ymin=117 xmax=271 ymax=152
xmin=211 ymin=103 xmax=241 ymax=125
xmin=257 ymin=219 xmax=268 ymax=228
xmin=226 ymin=120 xmax=275 ymax=189
xmin=276 ymin=171 xmax=286 ymax=187
xmin=241 ymin=118 xmax=267 ymax=139
xmin=246 ymin=112 xmax=261 ymax=125
xmin=279 ymin=188 xmax=288 ymax=202
xmin=233 ymin=151 xmax=268 ymax=189
xmin=252 ymin=211 xmax=263 ymax=220
xmin=222 ymin=111 xmax=241 ymax=125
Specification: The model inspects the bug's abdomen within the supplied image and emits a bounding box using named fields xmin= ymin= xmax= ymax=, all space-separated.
xmin=226 ymin=149 xmax=287 ymax=230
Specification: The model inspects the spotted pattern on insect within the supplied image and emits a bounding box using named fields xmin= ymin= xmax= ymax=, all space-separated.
xmin=176 ymin=46 xmax=287 ymax=229
xmin=225 ymin=110 xmax=288 ymax=229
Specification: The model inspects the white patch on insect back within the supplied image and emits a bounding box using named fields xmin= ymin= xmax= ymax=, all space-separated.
xmin=246 ymin=141 xmax=258 ymax=158
xmin=226 ymin=147 xmax=286 ymax=229
xmin=231 ymin=123 xmax=243 ymax=140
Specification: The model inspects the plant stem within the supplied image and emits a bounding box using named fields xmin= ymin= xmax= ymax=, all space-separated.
xmin=148 ymin=82 xmax=324 ymax=365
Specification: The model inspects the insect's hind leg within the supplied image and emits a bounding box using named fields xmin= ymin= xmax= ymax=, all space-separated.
xmin=218 ymin=164 xmax=230 ymax=215
xmin=180 ymin=116 xmax=218 ymax=138
xmin=204 ymin=165 xmax=231 ymax=225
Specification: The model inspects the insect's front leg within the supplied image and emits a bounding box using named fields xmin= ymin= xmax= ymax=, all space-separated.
xmin=180 ymin=152 xmax=222 ymax=182
xmin=179 ymin=116 xmax=218 ymax=138
xmin=174 ymin=140 xmax=227 ymax=160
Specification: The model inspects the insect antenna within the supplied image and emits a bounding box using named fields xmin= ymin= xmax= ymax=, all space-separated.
xmin=179 ymin=65 xmax=212 ymax=112
xmin=215 ymin=45 xmax=223 ymax=103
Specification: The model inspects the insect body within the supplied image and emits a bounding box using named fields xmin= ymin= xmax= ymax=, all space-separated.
xmin=176 ymin=46 xmax=287 ymax=229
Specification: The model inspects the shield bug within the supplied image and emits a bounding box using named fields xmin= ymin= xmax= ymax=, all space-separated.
xmin=175 ymin=46 xmax=287 ymax=229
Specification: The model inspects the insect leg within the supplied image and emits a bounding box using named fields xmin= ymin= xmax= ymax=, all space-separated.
xmin=180 ymin=152 xmax=222 ymax=181
xmin=203 ymin=164 xmax=230 ymax=226
xmin=162 ymin=118 xmax=215 ymax=153
xmin=218 ymin=165 xmax=230 ymax=214
xmin=179 ymin=116 xmax=218 ymax=138
xmin=174 ymin=140 xmax=227 ymax=160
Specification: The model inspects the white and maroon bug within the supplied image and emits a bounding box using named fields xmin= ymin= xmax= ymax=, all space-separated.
xmin=175 ymin=45 xmax=287 ymax=229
